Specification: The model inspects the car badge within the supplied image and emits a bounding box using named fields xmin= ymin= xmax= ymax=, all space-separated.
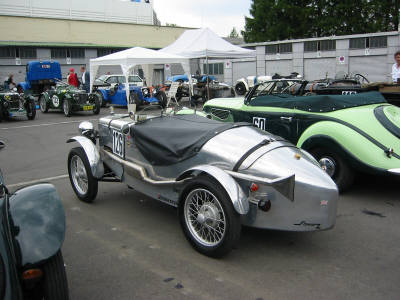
xmin=294 ymin=153 xmax=301 ymax=160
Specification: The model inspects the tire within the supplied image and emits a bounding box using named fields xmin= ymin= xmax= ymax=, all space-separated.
xmin=63 ymin=99 xmax=71 ymax=117
xmin=39 ymin=95 xmax=49 ymax=113
xmin=310 ymin=148 xmax=355 ymax=192
xmin=93 ymin=96 xmax=100 ymax=115
xmin=129 ymin=91 xmax=141 ymax=109
xmin=42 ymin=251 xmax=69 ymax=300
xmin=27 ymin=100 xmax=36 ymax=120
xmin=179 ymin=175 xmax=241 ymax=258
xmin=0 ymin=105 xmax=3 ymax=122
xmin=68 ymin=147 xmax=98 ymax=202
xmin=156 ymin=90 xmax=167 ymax=109
xmin=96 ymin=91 xmax=106 ymax=107
xmin=235 ymin=82 xmax=246 ymax=95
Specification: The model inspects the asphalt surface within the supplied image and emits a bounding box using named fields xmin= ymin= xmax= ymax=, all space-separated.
xmin=1 ymin=103 xmax=399 ymax=300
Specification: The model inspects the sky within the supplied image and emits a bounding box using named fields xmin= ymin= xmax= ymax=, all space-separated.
xmin=153 ymin=0 xmax=252 ymax=37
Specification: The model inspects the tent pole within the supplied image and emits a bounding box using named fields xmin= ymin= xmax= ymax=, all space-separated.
xmin=206 ymin=55 xmax=210 ymax=101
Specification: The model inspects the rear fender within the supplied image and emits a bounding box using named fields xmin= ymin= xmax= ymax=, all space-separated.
xmin=177 ymin=165 xmax=249 ymax=215
xmin=8 ymin=184 xmax=65 ymax=267
xmin=67 ymin=136 xmax=104 ymax=179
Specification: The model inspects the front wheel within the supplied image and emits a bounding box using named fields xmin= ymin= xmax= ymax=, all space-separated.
xmin=41 ymin=251 xmax=69 ymax=300
xmin=179 ymin=175 xmax=241 ymax=258
xmin=68 ymin=147 xmax=98 ymax=202
xmin=39 ymin=95 xmax=49 ymax=113
xmin=63 ymin=99 xmax=71 ymax=117
xmin=26 ymin=100 xmax=36 ymax=120
xmin=310 ymin=148 xmax=355 ymax=192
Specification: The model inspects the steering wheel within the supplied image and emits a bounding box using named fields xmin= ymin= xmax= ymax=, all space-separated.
xmin=353 ymin=73 xmax=370 ymax=84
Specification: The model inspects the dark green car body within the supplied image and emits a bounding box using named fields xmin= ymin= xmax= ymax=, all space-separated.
xmin=0 ymin=89 xmax=36 ymax=122
xmin=39 ymin=83 xmax=100 ymax=117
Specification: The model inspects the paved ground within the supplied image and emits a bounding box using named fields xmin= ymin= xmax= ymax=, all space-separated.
xmin=1 ymin=103 xmax=399 ymax=300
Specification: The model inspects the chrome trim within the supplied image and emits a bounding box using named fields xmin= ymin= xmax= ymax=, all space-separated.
xmin=67 ymin=136 xmax=104 ymax=179
xmin=225 ymin=170 xmax=295 ymax=202
xmin=177 ymin=165 xmax=249 ymax=215
xmin=102 ymin=149 xmax=189 ymax=185
xmin=388 ymin=168 xmax=400 ymax=175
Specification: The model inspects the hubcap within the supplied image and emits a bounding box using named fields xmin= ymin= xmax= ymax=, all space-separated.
xmin=70 ymin=155 xmax=88 ymax=195
xmin=184 ymin=188 xmax=226 ymax=247
xmin=319 ymin=157 xmax=336 ymax=177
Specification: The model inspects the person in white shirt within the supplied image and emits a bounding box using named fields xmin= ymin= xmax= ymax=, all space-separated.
xmin=391 ymin=51 xmax=400 ymax=83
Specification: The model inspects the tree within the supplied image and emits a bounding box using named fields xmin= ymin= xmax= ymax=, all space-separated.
xmin=242 ymin=0 xmax=400 ymax=43
xmin=229 ymin=27 xmax=240 ymax=38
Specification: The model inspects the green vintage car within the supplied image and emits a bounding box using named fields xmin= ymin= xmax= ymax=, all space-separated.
xmin=0 ymin=87 xmax=36 ymax=121
xmin=39 ymin=81 xmax=100 ymax=117
xmin=203 ymin=85 xmax=400 ymax=191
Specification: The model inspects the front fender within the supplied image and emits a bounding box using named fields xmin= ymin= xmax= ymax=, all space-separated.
xmin=8 ymin=184 xmax=65 ymax=267
xmin=297 ymin=121 xmax=400 ymax=172
xmin=17 ymin=82 xmax=30 ymax=91
xmin=98 ymin=88 xmax=108 ymax=100
xmin=177 ymin=165 xmax=249 ymax=215
xmin=67 ymin=136 xmax=104 ymax=179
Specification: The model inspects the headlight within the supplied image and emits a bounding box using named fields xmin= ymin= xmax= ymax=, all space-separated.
xmin=3 ymin=101 xmax=8 ymax=108
xmin=142 ymin=89 xmax=149 ymax=96
xmin=74 ymin=94 xmax=79 ymax=100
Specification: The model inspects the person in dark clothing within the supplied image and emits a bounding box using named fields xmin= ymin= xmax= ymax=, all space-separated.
xmin=80 ymin=66 xmax=90 ymax=92
xmin=4 ymin=74 xmax=16 ymax=89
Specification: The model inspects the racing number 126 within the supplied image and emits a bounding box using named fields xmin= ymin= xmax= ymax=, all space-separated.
xmin=112 ymin=130 xmax=124 ymax=158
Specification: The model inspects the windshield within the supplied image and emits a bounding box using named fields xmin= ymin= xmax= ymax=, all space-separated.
xmin=128 ymin=75 xmax=142 ymax=83
xmin=251 ymin=80 xmax=300 ymax=100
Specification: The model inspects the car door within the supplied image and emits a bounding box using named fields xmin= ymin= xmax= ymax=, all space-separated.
xmin=242 ymin=82 xmax=298 ymax=143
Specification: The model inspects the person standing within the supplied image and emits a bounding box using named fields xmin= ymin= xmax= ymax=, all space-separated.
xmin=4 ymin=74 xmax=16 ymax=89
xmin=391 ymin=51 xmax=400 ymax=83
xmin=80 ymin=66 xmax=90 ymax=92
xmin=67 ymin=68 xmax=79 ymax=87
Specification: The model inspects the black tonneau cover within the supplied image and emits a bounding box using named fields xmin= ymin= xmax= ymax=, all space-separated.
xmin=130 ymin=114 xmax=250 ymax=165
xmin=250 ymin=91 xmax=386 ymax=112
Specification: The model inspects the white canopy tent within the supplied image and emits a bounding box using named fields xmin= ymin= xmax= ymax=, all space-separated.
xmin=160 ymin=27 xmax=256 ymax=59
xmin=89 ymin=47 xmax=191 ymax=106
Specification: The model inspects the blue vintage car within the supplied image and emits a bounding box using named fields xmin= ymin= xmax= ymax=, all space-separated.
xmin=93 ymin=74 xmax=167 ymax=108
xmin=167 ymin=74 xmax=217 ymax=83
xmin=17 ymin=61 xmax=62 ymax=96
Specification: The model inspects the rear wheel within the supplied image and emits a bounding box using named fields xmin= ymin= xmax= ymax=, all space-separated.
xmin=93 ymin=96 xmax=100 ymax=115
xmin=179 ymin=175 xmax=241 ymax=258
xmin=63 ymin=99 xmax=71 ymax=117
xmin=27 ymin=100 xmax=36 ymax=120
xmin=235 ymin=82 xmax=246 ymax=95
xmin=39 ymin=95 xmax=49 ymax=113
xmin=156 ymin=91 xmax=167 ymax=109
xmin=310 ymin=148 xmax=354 ymax=192
xmin=41 ymin=251 xmax=69 ymax=300
xmin=68 ymin=147 xmax=98 ymax=202
xmin=96 ymin=91 xmax=106 ymax=107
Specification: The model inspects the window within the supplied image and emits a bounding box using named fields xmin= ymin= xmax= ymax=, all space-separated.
xmin=349 ymin=37 xmax=366 ymax=49
xmin=265 ymin=43 xmax=292 ymax=54
xmin=0 ymin=47 xmax=36 ymax=58
xmin=370 ymin=36 xmax=387 ymax=48
xmin=97 ymin=48 xmax=123 ymax=57
xmin=70 ymin=48 xmax=85 ymax=58
xmin=305 ymin=40 xmax=335 ymax=52
xmin=51 ymin=48 xmax=67 ymax=59
xmin=203 ymin=63 xmax=224 ymax=75
xmin=19 ymin=47 xmax=36 ymax=58
xmin=320 ymin=40 xmax=336 ymax=51
xmin=265 ymin=44 xmax=278 ymax=54
xmin=304 ymin=41 xmax=318 ymax=52
xmin=0 ymin=47 xmax=15 ymax=58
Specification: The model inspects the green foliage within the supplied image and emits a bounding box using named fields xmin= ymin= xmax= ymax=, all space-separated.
xmin=243 ymin=0 xmax=400 ymax=43
xmin=229 ymin=27 xmax=240 ymax=38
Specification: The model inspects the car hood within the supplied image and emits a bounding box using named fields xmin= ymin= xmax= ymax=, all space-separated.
xmin=205 ymin=97 xmax=245 ymax=110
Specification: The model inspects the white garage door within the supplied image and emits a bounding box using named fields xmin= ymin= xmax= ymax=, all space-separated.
xmin=304 ymin=58 xmax=336 ymax=81
xmin=232 ymin=61 xmax=256 ymax=82
xmin=265 ymin=60 xmax=292 ymax=76
xmin=349 ymin=56 xmax=388 ymax=82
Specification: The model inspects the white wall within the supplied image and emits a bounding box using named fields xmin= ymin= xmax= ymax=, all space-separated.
xmin=0 ymin=0 xmax=155 ymax=24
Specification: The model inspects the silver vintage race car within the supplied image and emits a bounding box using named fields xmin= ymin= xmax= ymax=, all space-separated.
xmin=66 ymin=112 xmax=338 ymax=257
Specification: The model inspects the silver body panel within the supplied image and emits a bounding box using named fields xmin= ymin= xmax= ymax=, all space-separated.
xmin=82 ymin=115 xmax=339 ymax=231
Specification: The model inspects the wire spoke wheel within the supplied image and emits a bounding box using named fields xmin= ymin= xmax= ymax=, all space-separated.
xmin=184 ymin=188 xmax=226 ymax=247
xmin=70 ymin=155 xmax=88 ymax=195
